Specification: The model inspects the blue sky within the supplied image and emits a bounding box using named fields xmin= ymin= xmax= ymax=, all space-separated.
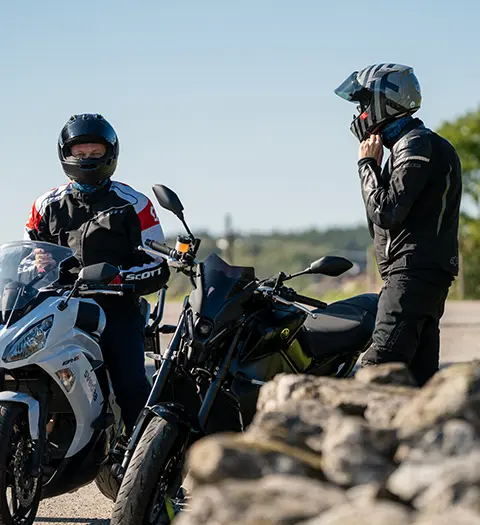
xmin=1 ymin=0 xmax=478 ymax=242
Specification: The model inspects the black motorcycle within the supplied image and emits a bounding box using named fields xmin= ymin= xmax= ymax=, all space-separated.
xmin=110 ymin=185 xmax=378 ymax=525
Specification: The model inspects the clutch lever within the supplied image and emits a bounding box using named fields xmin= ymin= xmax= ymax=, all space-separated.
xmin=272 ymin=295 xmax=317 ymax=319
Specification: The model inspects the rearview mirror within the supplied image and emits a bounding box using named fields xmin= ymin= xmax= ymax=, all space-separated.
xmin=78 ymin=263 xmax=120 ymax=285
xmin=152 ymin=185 xmax=185 ymax=219
xmin=308 ymin=256 xmax=353 ymax=277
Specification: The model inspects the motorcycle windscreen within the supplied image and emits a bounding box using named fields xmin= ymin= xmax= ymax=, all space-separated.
xmin=191 ymin=253 xmax=256 ymax=320
xmin=0 ymin=241 xmax=75 ymax=324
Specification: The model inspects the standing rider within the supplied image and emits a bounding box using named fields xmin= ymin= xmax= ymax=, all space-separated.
xmin=334 ymin=63 xmax=462 ymax=386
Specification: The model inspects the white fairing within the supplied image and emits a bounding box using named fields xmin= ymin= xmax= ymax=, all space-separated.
xmin=0 ymin=392 xmax=40 ymax=439
xmin=0 ymin=295 xmax=111 ymax=458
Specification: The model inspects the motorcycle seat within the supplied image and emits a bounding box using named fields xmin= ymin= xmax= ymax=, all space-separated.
xmin=297 ymin=293 xmax=378 ymax=359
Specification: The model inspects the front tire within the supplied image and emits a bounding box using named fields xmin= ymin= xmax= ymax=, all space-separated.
xmin=110 ymin=417 xmax=181 ymax=525
xmin=0 ymin=402 xmax=42 ymax=525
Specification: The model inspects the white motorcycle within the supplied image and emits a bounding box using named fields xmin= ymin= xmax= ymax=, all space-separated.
xmin=0 ymin=240 xmax=166 ymax=525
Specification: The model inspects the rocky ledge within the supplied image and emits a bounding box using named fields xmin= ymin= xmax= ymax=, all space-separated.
xmin=175 ymin=361 xmax=480 ymax=525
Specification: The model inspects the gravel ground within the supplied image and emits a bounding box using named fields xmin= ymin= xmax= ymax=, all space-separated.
xmin=34 ymin=300 xmax=480 ymax=524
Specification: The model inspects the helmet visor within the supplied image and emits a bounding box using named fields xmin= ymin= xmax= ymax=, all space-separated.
xmin=334 ymin=72 xmax=372 ymax=109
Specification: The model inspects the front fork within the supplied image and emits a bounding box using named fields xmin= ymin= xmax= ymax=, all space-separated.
xmin=29 ymin=389 xmax=50 ymax=478
xmin=118 ymin=306 xmax=187 ymax=476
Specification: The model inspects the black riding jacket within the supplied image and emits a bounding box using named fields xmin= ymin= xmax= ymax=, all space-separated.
xmin=25 ymin=180 xmax=169 ymax=297
xmin=358 ymin=118 xmax=462 ymax=279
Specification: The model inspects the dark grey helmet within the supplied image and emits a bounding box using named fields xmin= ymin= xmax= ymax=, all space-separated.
xmin=334 ymin=63 xmax=422 ymax=142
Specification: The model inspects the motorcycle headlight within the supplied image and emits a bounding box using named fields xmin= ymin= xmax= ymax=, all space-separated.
xmin=3 ymin=316 xmax=54 ymax=363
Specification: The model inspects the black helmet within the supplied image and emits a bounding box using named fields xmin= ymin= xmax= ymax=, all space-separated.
xmin=58 ymin=114 xmax=120 ymax=184
xmin=334 ymin=63 xmax=422 ymax=142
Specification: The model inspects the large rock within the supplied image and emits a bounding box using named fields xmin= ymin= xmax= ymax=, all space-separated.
xmin=395 ymin=419 xmax=480 ymax=463
xmin=387 ymin=450 xmax=480 ymax=505
xmin=390 ymin=419 xmax=480 ymax=513
xmin=248 ymin=399 xmax=340 ymax=453
xmin=257 ymin=373 xmax=415 ymax=427
xmin=355 ymin=362 xmax=417 ymax=387
xmin=321 ymin=414 xmax=397 ymax=486
xmin=301 ymin=500 xmax=412 ymax=525
xmin=412 ymin=508 xmax=480 ymax=525
xmin=185 ymin=433 xmax=324 ymax=488
xmin=393 ymin=361 xmax=480 ymax=437
xmin=173 ymin=475 xmax=347 ymax=525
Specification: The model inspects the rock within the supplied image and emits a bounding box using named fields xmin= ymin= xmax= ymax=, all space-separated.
xmin=412 ymin=508 xmax=480 ymax=525
xmin=173 ymin=475 xmax=347 ymax=525
xmin=301 ymin=501 xmax=412 ymax=525
xmin=185 ymin=433 xmax=324 ymax=488
xmin=393 ymin=361 xmax=480 ymax=437
xmin=248 ymin=399 xmax=339 ymax=454
xmin=321 ymin=414 xmax=397 ymax=487
xmin=355 ymin=362 xmax=417 ymax=387
xmin=387 ymin=450 xmax=480 ymax=503
xmin=344 ymin=483 xmax=392 ymax=505
xmin=395 ymin=419 xmax=480 ymax=463
xmin=414 ymin=482 xmax=480 ymax=515
xmin=257 ymin=374 xmax=415 ymax=427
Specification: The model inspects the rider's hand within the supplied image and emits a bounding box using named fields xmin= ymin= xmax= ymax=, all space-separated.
xmin=359 ymin=134 xmax=383 ymax=165
xmin=34 ymin=249 xmax=55 ymax=272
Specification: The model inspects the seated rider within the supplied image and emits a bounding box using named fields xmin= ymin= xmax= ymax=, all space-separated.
xmin=24 ymin=113 xmax=170 ymax=436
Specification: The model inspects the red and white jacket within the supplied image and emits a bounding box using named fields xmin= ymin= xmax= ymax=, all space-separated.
xmin=25 ymin=181 xmax=169 ymax=297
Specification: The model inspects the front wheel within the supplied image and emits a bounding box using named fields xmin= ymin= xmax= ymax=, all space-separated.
xmin=0 ymin=402 xmax=42 ymax=525
xmin=110 ymin=417 xmax=182 ymax=525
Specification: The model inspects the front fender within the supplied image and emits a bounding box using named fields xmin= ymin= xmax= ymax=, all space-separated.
xmin=0 ymin=392 xmax=40 ymax=440
xmin=149 ymin=403 xmax=199 ymax=434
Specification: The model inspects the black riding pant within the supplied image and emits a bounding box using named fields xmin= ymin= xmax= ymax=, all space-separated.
xmin=100 ymin=303 xmax=151 ymax=435
xmin=361 ymin=271 xmax=452 ymax=386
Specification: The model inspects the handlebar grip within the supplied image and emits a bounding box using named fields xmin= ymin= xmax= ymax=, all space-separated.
xmin=291 ymin=292 xmax=327 ymax=310
xmin=145 ymin=239 xmax=175 ymax=257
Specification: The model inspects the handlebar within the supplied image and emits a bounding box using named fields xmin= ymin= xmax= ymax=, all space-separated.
xmin=256 ymin=285 xmax=326 ymax=318
xmin=288 ymin=292 xmax=327 ymax=310
xmin=51 ymin=283 xmax=136 ymax=298
xmin=143 ymin=239 xmax=197 ymax=268
xmin=145 ymin=239 xmax=176 ymax=258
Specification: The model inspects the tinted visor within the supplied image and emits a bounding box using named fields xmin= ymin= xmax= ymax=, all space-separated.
xmin=334 ymin=72 xmax=372 ymax=109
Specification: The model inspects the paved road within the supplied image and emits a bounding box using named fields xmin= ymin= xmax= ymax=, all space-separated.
xmin=35 ymin=300 xmax=480 ymax=524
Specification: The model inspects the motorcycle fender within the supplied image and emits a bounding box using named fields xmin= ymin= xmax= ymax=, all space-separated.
xmin=149 ymin=403 xmax=198 ymax=434
xmin=0 ymin=392 xmax=40 ymax=440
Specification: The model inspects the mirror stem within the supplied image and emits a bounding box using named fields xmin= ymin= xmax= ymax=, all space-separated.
xmin=180 ymin=218 xmax=195 ymax=241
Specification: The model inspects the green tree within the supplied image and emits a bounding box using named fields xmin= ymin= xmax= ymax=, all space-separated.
xmin=437 ymin=107 xmax=480 ymax=298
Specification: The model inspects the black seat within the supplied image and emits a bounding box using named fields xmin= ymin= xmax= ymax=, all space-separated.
xmin=297 ymin=293 xmax=378 ymax=359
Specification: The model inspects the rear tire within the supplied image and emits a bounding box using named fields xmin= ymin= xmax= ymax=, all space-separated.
xmin=95 ymin=461 xmax=120 ymax=502
xmin=0 ymin=402 xmax=42 ymax=525
xmin=110 ymin=417 xmax=181 ymax=525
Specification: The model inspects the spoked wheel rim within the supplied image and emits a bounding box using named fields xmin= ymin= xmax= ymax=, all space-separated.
xmin=4 ymin=412 xmax=39 ymax=525
xmin=147 ymin=456 xmax=178 ymax=525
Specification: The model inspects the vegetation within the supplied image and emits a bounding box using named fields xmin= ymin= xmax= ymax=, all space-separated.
xmin=157 ymin=225 xmax=373 ymax=302
xmin=438 ymin=108 xmax=480 ymax=299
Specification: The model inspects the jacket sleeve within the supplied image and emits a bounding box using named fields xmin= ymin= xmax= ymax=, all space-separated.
xmin=24 ymin=196 xmax=52 ymax=241
xmin=358 ymin=135 xmax=433 ymax=230
xmin=121 ymin=196 xmax=170 ymax=296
